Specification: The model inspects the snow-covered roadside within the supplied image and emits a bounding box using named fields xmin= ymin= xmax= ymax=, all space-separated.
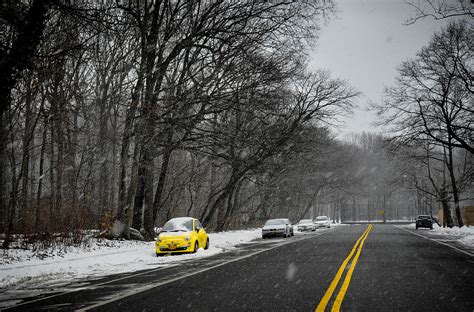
xmin=0 ymin=229 xmax=261 ymax=290
xmin=401 ymin=223 xmax=474 ymax=249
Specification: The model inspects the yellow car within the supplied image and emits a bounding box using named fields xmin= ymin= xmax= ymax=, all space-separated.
xmin=155 ymin=217 xmax=209 ymax=256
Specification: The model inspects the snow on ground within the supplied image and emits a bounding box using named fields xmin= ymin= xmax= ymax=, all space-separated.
xmin=0 ymin=229 xmax=261 ymax=291
xmin=401 ymin=223 xmax=474 ymax=249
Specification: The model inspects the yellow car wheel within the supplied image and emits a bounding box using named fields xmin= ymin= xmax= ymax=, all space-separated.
xmin=193 ymin=241 xmax=199 ymax=253
xmin=204 ymin=238 xmax=209 ymax=250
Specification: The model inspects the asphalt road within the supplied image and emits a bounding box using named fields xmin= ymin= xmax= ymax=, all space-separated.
xmin=3 ymin=225 xmax=473 ymax=312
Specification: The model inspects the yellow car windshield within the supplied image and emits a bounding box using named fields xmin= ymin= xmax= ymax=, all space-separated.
xmin=162 ymin=219 xmax=193 ymax=232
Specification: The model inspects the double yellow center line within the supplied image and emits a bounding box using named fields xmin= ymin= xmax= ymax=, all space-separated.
xmin=316 ymin=224 xmax=373 ymax=312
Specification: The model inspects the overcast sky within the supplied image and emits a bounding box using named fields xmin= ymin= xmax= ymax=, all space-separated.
xmin=309 ymin=0 xmax=449 ymax=138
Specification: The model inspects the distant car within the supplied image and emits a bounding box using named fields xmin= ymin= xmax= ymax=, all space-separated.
xmin=262 ymin=218 xmax=293 ymax=238
xmin=155 ymin=217 xmax=209 ymax=256
xmin=314 ymin=216 xmax=331 ymax=228
xmin=297 ymin=219 xmax=316 ymax=232
xmin=415 ymin=215 xmax=433 ymax=230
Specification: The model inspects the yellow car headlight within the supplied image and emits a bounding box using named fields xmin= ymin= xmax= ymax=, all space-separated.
xmin=184 ymin=236 xmax=191 ymax=241
xmin=156 ymin=236 xmax=162 ymax=243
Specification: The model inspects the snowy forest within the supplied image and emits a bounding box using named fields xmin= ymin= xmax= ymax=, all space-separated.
xmin=1 ymin=0 xmax=472 ymax=248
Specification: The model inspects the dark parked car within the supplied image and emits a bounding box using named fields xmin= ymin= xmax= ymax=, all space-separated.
xmin=415 ymin=215 xmax=433 ymax=229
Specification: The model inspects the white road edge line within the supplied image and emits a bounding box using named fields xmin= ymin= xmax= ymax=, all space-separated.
xmin=0 ymin=247 xmax=149 ymax=271
xmin=0 ymin=264 xmax=178 ymax=311
xmin=76 ymin=227 xmax=344 ymax=312
xmin=394 ymin=225 xmax=473 ymax=257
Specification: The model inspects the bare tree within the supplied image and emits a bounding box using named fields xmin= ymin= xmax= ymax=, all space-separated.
xmin=405 ymin=0 xmax=473 ymax=24
xmin=374 ymin=20 xmax=473 ymax=227
xmin=116 ymin=0 xmax=337 ymax=237
xmin=377 ymin=20 xmax=473 ymax=153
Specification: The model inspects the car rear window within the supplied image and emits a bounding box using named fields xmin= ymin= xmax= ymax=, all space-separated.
xmin=417 ymin=215 xmax=431 ymax=220
xmin=265 ymin=219 xmax=285 ymax=226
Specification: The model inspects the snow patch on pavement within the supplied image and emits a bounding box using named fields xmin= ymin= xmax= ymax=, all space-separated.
xmin=401 ymin=223 xmax=474 ymax=249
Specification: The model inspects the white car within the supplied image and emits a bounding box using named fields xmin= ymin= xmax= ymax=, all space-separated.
xmin=314 ymin=216 xmax=331 ymax=228
xmin=262 ymin=218 xmax=293 ymax=238
xmin=297 ymin=219 xmax=316 ymax=232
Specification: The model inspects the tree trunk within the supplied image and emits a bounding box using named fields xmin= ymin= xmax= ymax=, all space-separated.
xmin=219 ymin=177 xmax=245 ymax=231
xmin=35 ymin=122 xmax=48 ymax=231
xmin=149 ymin=129 xmax=174 ymax=237
xmin=202 ymin=172 xmax=240 ymax=228
xmin=132 ymin=150 xmax=146 ymax=231
xmin=446 ymin=144 xmax=463 ymax=227
xmin=0 ymin=113 xmax=6 ymax=234
xmin=298 ymin=187 xmax=321 ymax=221
xmin=54 ymin=100 xmax=64 ymax=223
xmin=142 ymin=150 xmax=154 ymax=239
xmin=117 ymin=103 xmax=137 ymax=222
xmin=332 ymin=200 xmax=337 ymax=223
xmin=132 ymin=112 xmax=156 ymax=236
xmin=352 ymin=196 xmax=356 ymax=222
xmin=132 ymin=108 xmax=156 ymax=236
xmin=215 ymin=188 xmax=235 ymax=232
xmin=366 ymin=196 xmax=370 ymax=222
xmin=117 ymin=36 xmax=146 ymax=223
xmin=18 ymin=91 xmax=32 ymax=232
xmin=441 ymin=187 xmax=454 ymax=228
xmin=228 ymin=179 xmax=246 ymax=227
xmin=97 ymin=102 xmax=110 ymax=217
xmin=3 ymin=112 xmax=19 ymax=248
